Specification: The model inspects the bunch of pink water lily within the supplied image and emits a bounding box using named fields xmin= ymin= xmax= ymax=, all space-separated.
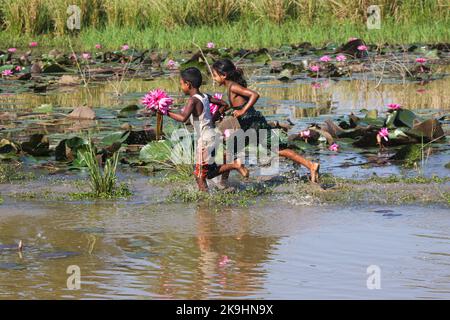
xmin=141 ymin=89 xmax=173 ymax=115
xmin=209 ymin=93 xmax=223 ymax=115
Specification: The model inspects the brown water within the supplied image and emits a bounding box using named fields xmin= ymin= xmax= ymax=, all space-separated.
xmin=1 ymin=62 xmax=450 ymax=299
xmin=0 ymin=191 xmax=449 ymax=299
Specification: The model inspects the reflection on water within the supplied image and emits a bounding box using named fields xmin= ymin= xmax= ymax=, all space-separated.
xmin=1 ymin=71 xmax=449 ymax=114
xmin=0 ymin=200 xmax=449 ymax=299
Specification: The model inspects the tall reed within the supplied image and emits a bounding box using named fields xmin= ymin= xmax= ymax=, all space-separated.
xmin=1 ymin=0 xmax=447 ymax=35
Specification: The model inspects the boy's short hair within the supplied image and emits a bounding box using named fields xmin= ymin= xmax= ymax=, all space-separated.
xmin=180 ymin=67 xmax=202 ymax=88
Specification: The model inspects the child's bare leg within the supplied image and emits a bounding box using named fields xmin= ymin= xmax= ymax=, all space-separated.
xmin=220 ymin=154 xmax=230 ymax=185
xmin=217 ymin=160 xmax=249 ymax=178
xmin=279 ymin=148 xmax=320 ymax=183
xmin=196 ymin=176 xmax=208 ymax=192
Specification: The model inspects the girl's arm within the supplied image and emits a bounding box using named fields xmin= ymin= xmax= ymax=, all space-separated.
xmin=229 ymin=84 xmax=260 ymax=118
xmin=166 ymin=97 xmax=195 ymax=122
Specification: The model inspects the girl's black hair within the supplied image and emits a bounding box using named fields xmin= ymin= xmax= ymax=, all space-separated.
xmin=180 ymin=67 xmax=202 ymax=88
xmin=212 ymin=59 xmax=247 ymax=87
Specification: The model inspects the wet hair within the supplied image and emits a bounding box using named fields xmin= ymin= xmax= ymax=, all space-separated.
xmin=180 ymin=67 xmax=202 ymax=88
xmin=212 ymin=59 xmax=247 ymax=87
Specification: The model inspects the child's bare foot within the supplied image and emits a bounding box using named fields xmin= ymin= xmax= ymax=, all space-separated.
xmin=235 ymin=159 xmax=249 ymax=178
xmin=310 ymin=162 xmax=320 ymax=183
xmin=219 ymin=179 xmax=229 ymax=188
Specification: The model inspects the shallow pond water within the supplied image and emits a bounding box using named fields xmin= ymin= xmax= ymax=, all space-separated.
xmin=0 ymin=197 xmax=449 ymax=299
xmin=1 ymin=56 xmax=449 ymax=299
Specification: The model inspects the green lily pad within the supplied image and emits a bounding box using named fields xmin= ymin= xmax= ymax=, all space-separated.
xmin=118 ymin=105 xmax=140 ymax=118
xmin=139 ymin=140 xmax=172 ymax=163
xmin=395 ymin=109 xmax=416 ymax=128
xmin=385 ymin=110 xmax=398 ymax=128
xmin=277 ymin=69 xmax=293 ymax=81
xmin=21 ymin=134 xmax=50 ymax=156
xmin=42 ymin=63 xmax=66 ymax=73
xmin=0 ymin=64 xmax=14 ymax=72
xmin=101 ymin=131 xmax=130 ymax=146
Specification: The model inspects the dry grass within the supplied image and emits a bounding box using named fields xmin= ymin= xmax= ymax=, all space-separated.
xmin=0 ymin=0 xmax=448 ymax=34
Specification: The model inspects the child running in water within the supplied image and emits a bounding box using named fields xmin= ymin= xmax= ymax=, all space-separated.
xmin=211 ymin=59 xmax=320 ymax=183
xmin=163 ymin=67 xmax=249 ymax=191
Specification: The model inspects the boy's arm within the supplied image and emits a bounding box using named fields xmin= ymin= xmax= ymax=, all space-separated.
xmin=166 ymin=97 xmax=195 ymax=122
xmin=208 ymin=95 xmax=230 ymax=121
xmin=230 ymin=84 xmax=259 ymax=118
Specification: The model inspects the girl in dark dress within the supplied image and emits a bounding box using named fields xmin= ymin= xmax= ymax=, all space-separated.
xmin=212 ymin=59 xmax=320 ymax=184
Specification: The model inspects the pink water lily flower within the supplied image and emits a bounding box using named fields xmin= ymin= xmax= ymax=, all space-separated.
xmin=224 ymin=129 xmax=232 ymax=139
xmin=336 ymin=54 xmax=347 ymax=62
xmin=378 ymin=128 xmax=389 ymax=141
xmin=15 ymin=66 xmax=22 ymax=71
xmin=416 ymin=57 xmax=427 ymax=64
xmin=29 ymin=42 xmax=38 ymax=47
xmin=207 ymin=42 xmax=215 ymax=49
xmin=95 ymin=44 xmax=102 ymax=49
xmin=167 ymin=59 xmax=176 ymax=69
xmin=311 ymin=82 xmax=321 ymax=89
xmin=141 ymin=89 xmax=173 ymax=115
xmin=329 ymin=143 xmax=339 ymax=152
xmin=300 ymin=129 xmax=311 ymax=138
xmin=81 ymin=53 xmax=91 ymax=60
xmin=2 ymin=69 xmax=13 ymax=76
xmin=8 ymin=48 xmax=17 ymax=53
xmin=219 ymin=255 xmax=231 ymax=267
xmin=387 ymin=103 xmax=401 ymax=110
xmin=320 ymin=55 xmax=331 ymax=62
xmin=121 ymin=44 xmax=129 ymax=51
xmin=309 ymin=65 xmax=320 ymax=72
xmin=357 ymin=45 xmax=368 ymax=51
xmin=209 ymin=93 xmax=223 ymax=115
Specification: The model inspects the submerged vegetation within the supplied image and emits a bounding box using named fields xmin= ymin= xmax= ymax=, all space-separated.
xmin=0 ymin=0 xmax=449 ymax=50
